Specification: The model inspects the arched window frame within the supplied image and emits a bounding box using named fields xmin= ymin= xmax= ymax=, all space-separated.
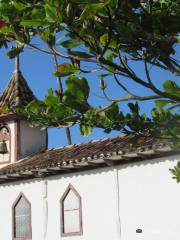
xmin=12 ymin=192 xmax=32 ymax=240
xmin=60 ymin=184 xmax=83 ymax=237
xmin=0 ymin=125 xmax=11 ymax=164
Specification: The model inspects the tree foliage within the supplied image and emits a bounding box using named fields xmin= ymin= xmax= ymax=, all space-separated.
xmin=0 ymin=0 xmax=179 ymax=177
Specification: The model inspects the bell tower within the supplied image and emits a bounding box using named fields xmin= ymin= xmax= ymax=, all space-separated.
xmin=0 ymin=57 xmax=47 ymax=168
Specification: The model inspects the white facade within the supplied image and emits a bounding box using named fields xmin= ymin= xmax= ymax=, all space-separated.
xmin=19 ymin=120 xmax=47 ymax=159
xmin=117 ymin=155 xmax=180 ymax=240
xmin=0 ymin=119 xmax=47 ymax=168
xmin=0 ymin=154 xmax=179 ymax=240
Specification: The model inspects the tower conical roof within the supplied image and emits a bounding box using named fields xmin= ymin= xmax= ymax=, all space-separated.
xmin=0 ymin=69 xmax=36 ymax=109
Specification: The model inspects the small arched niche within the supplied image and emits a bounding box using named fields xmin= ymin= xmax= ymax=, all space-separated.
xmin=60 ymin=184 xmax=83 ymax=237
xmin=0 ymin=126 xmax=10 ymax=164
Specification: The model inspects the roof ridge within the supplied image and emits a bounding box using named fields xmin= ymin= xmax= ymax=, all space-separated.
xmin=50 ymin=133 xmax=156 ymax=153
xmin=52 ymin=134 xmax=124 ymax=151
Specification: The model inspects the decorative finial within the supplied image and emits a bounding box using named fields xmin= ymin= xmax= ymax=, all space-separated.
xmin=15 ymin=54 xmax=20 ymax=73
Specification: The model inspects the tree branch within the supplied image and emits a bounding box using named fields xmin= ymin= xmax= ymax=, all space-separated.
xmin=112 ymin=94 xmax=161 ymax=103
xmin=96 ymin=94 xmax=161 ymax=113
xmin=114 ymin=74 xmax=136 ymax=96
xmin=26 ymin=43 xmax=98 ymax=63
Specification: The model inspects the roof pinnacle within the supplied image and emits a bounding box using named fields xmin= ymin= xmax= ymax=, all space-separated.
xmin=15 ymin=54 xmax=20 ymax=73
xmin=0 ymin=56 xmax=36 ymax=109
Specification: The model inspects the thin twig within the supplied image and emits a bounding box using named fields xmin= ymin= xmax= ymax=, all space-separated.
xmin=144 ymin=60 xmax=152 ymax=84
xmin=52 ymin=51 xmax=72 ymax=145
xmin=53 ymin=53 xmax=63 ymax=96
xmin=114 ymin=74 xmax=136 ymax=96
xmin=102 ymin=89 xmax=112 ymax=102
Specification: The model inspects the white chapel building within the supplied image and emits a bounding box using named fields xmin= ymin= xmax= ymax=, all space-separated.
xmin=0 ymin=65 xmax=179 ymax=240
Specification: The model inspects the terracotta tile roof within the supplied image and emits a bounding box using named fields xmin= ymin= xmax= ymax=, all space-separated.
xmin=0 ymin=70 xmax=35 ymax=109
xmin=0 ymin=135 xmax=178 ymax=183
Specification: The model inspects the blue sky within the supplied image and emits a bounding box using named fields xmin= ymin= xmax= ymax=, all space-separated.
xmin=0 ymin=44 xmax=179 ymax=148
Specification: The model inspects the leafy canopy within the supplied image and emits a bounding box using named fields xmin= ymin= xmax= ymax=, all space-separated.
xmin=0 ymin=0 xmax=179 ymax=177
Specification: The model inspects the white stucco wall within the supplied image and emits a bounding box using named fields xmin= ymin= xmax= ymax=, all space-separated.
xmin=118 ymin=154 xmax=180 ymax=240
xmin=8 ymin=121 xmax=16 ymax=162
xmin=0 ymin=154 xmax=179 ymax=240
xmin=0 ymin=168 xmax=119 ymax=240
xmin=46 ymin=168 xmax=119 ymax=240
xmin=0 ymin=179 xmax=44 ymax=240
xmin=20 ymin=120 xmax=47 ymax=158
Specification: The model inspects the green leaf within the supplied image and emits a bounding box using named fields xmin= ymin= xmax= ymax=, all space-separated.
xmin=63 ymin=76 xmax=90 ymax=112
xmin=13 ymin=2 xmax=27 ymax=11
xmin=20 ymin=20 xmax=48 ymax=27
xmin=98 ymin=73 xmax=112 ymax=78
xmin=163 ymin=80 xmax=180 ymax=97
xmin=31 ymin=8 xmax=45 ymax=20
xmin=170 ymin=165 xmax=180 ymax=183
xmin=26 ymin=100 xmax=46 ymax=114
xmin=80 ymin=123 xmax=92 ymax=136
xmin=48 ymin=88 xmax=54 ymax=96
xmin=71 ymin=0 xmax=101 ymax=3
xmin=56 ymin=63 xmax=78 ymax=77
xmin=66 ymin=76 xmax=90 ymax=100
xmin=6 ymin=46 xmax=23 ymax=59
xmin=70 ymin=51 xmax=94 ymax=59
xmin=64 ymin=91 xmax=90 ymax=112
xmin=39 ymin=28 xmax=55 ymax=45
xmin=44 ymin=95 xmax=60 ymax=107
xmin=45 ymin=4 xmax=60 ymax=22
xmin=0 ymin=26 xmax=11 ymax=34
xmin=0 ymin=3 xmax=16 ymax=19
xmin=105 ymin=103 xmax=119 ymax=119
xmin=155 ymin=100 xmax=176 ymax=108
xmin=60 ymin=39 xmax=82 ymax=48
xmin=128 ymin=102 xmax=139 ymax=114
xmin=100 ymin=33 xmax=108 ymax=45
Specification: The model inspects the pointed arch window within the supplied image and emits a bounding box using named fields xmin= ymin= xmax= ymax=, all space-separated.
xmin=12 ymin=193 xmax=32 ymax=240
xmin=60 ymin=184 xmax=83 ymax=236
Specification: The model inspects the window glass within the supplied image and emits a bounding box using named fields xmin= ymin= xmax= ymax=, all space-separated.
xmin=64 ymin=209 xmax=80 ymax=233
xmin=64 ymin=190 xmax=79 ymax=210
xmin=14 ymin=196 xmax=31 ymax=238
xmin=61 ymin=185 xmax=82 ymax=236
